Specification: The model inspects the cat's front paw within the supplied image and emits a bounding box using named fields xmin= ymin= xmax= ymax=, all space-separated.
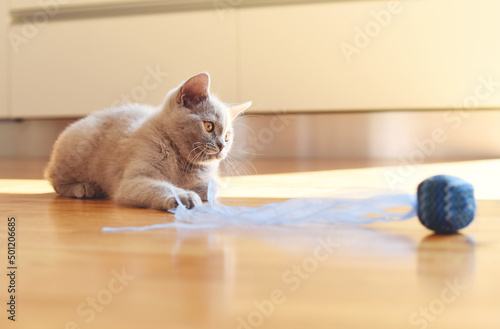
xmin=165 ymin=190 xmax=202 ymax=210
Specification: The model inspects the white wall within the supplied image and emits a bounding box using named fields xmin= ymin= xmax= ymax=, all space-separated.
xmin=0 ymin=0 xmax=8 ymax=117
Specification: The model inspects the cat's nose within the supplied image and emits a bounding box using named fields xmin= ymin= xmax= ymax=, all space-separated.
xmin=216 ymin=141 xmax=224 ymax=151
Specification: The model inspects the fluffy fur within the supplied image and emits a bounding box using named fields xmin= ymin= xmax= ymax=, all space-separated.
xmin=45 ymin=73 xmax=251 ymax=210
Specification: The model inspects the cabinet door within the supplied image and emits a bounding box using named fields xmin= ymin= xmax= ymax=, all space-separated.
xmin=240 ymin=0 xmax=500 ymax=112
xmin=9 ymin=10 xmax=237 ymax=118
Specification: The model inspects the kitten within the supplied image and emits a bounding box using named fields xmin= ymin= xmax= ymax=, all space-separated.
xmin=45 ymin=73 xmax=251 ymax=210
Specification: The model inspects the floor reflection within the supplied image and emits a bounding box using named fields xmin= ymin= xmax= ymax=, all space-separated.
xmin=417 ymin=234 xmax=475 ymax=283
xmin=411 ymin=234 xmax=476 ymax=328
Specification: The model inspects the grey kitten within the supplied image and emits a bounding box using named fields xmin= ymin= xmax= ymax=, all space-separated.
xmin=45 ymin=73 xmax=251 ymax=210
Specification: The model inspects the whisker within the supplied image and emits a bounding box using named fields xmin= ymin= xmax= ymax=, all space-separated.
xmin=221 ymin=157 xmax=239 ymax=177
xmin=186 ymin=145 xmax=205 ymax=170
xmin=187 ymin=145 xmax=203 ymax=162
xmin=233 ymin=122 xmax=256 ymax=135
xmin=190 ymin=149 xmax=205 ymax=170
xmin=230 ymin=148 xmax=263 ymax=158
xmin=231 ymin=154 xmax=257 ymax=173
xmin=223 ymin=155 xmax=257 ymax=176
xmin=237 ymin=113 xmax=266 ymax=120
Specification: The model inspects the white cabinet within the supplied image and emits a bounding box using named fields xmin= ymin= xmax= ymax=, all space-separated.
xmin=9 ymin=9 xmax=237 ymax=117
xmin=7 ymin=0 xmax=500 ymax=117
xmin=240 ymin=0 xmax=500 ymax=112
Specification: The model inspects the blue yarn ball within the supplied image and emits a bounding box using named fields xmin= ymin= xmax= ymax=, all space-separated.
xmin=417 ymin=175 xmax=476 ymax=234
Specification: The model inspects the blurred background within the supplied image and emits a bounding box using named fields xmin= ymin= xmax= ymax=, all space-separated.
xmin=1 ymin=0 xmax=500 ymax=162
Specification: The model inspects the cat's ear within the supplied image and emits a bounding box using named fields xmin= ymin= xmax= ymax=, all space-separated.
xmin=228 ymin=101 xmax=252 ymax=120
xmin=177 ymin=73 xmax=210 ymax=107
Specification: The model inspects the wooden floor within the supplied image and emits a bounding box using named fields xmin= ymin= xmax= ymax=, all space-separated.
xmin=1 ymin=158 xmax=500 ymax=329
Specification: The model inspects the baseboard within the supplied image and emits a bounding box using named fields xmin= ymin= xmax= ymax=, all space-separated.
xmin=2 ymin=110 xmax=500 ymax=159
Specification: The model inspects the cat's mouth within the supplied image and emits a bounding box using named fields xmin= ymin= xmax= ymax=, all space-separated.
xmin=192 ymin=146 xmax=224 ymax=163
xmin=203 ymin=149 xmax=224 ymax=160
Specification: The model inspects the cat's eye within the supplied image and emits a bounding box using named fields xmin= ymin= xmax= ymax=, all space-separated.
xmin=224 ymin=132 xmax=230 ymax=142
xmin=204 ymin=121 xmax=214 ymax=132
